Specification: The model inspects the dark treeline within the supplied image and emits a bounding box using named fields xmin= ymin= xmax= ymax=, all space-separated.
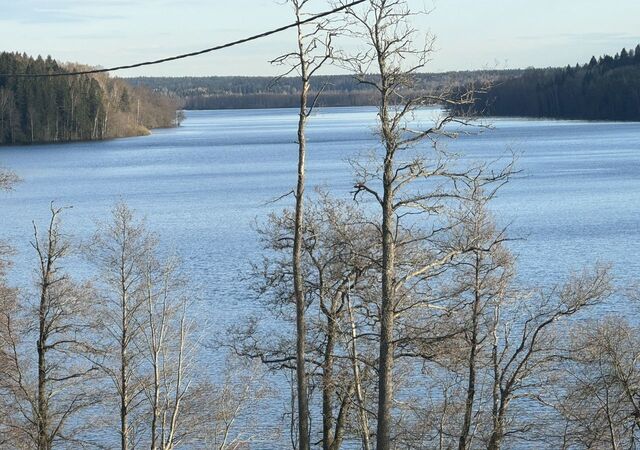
xmin=127 ymin=71 xmax=521 ymax=110
xmin=461 ymin=45 xmax=640 ymax=121
xmin=0 ymin=52 xmax=184 ymax=145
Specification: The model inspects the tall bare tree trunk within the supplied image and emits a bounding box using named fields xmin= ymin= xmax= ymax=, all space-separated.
xmin=37 ymin=265 xmax=50 ymax=450
xmin=377 ymin=57 xmax=397 ymax=450
xmin=322 ymin=305 xmax=336 ymax=450
xmin=292 ymin=5 xmax=310 ymax=449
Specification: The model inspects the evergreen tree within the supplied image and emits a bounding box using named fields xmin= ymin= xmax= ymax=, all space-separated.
xmin=0 ymin=52 xmax=182 ymax=145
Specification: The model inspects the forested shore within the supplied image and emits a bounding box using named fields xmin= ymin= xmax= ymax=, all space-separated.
xmin=127 ymin=70 xmax=520 ymax=110
xmin=129 ymin=46 xmax=640 ymax=122
xmin=461 ymin=45 xmax=640 ymax=121
xmin=0 ymin=52 xmax=183 ymax=146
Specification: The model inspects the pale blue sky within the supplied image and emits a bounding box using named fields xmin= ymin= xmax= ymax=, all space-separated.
xmin=1 ymin=0 xmax=639 ymax=76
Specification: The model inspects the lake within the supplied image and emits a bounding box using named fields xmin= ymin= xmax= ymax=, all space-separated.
xmin=1 ymin=107 xmax=639 ymax=445
xmin=2 ymin=108 xmax=639 ymax=303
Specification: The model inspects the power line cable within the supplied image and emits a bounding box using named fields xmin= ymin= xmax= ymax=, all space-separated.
xmin=1 ymin=0 xmax=365 ymax=78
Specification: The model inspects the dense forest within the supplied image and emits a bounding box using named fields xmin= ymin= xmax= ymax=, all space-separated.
xmin=462 ymin=45 xmax=640 ymax=120
xmin=0 ymin=52 xmax=183 ymax=145
xmin=127 ymin=70 xmax=522 ymax=109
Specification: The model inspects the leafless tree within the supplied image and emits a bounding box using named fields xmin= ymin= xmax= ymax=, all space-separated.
xmin=270 ymin=1 xmax=337 ymax=448
xmin=231 ymin=193 xmax=380 ymax=448
xmin=447 ymin=182 xmax=514 ymax=450
xmin=555 ymin=315 xmax=640 ymax=449
xmin=486 ymin=266 xmax=612 ymax=450
xmin=87 ymin=202 xmax=219 ymax=449
xmin=86 ymin=202 xmax=155 ymax=450
xmin=192 ymin=357 xmax=273 ymax=450
xmin=136 ymin=251 xmax=196 ymax=450
xmin=338 ymin=1 xmax=508 ymax=447
xmin=0 ymin=205 xmax=97 ymax=449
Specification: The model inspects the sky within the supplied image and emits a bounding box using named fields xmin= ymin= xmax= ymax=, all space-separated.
xmin=1 ymin=0 xmax=639 ymax=77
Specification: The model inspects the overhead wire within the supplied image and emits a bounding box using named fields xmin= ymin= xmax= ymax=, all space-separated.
xmin=0 ymin=0 xmax=365 ymax=78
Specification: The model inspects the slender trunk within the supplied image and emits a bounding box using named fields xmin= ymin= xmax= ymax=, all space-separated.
xmin=604 ymin=387 xmax=619 ymax=450
xmin=37 ymin=278 xmax=49 ymax=450
xmin=322 ymin=306 xmax=336 ymax=450
xmin=459 ymin=253 xmax=482 ymax=450
xmin=165 ymin=307 xmax=187 ymax=450
xmin=377 ymin=163 xmax=395 ymax=450
xmin=150 ymin=320 xmax=160 ymax=450
xmin=489 ymin=303 xmax=502 ymax=450
xmin=120 ymin=265 xmax=130 ymax=450
xmin=120 ymin=303 xmax=129 ymax=450
xmin=36 ymin=228 xmax=55 ymax=450
xmin=347 ymin=291 xmax=371 ymax=450
xmin=92 ymin=109 xmax=100 ymax=140
xmin=30 ymin=113 xmax=35 ymax=143
xmin=293 ymin=12 xmax=310 ymax=450
xmin=488 ymin=405 xmax=505 ymax=450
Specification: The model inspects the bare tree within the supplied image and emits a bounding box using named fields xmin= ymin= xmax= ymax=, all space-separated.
xmin=0 ymin=205 xmax=97 ymax=449
xmin=87 ymin=202 xmax=216 ymax=449
xmin=556 ymin=316 xmax=640 ymax=449
xmin=339 ymin=1 xmax=504 ymax=447
xmin=271 ymin=2 xmax=336 ymax=448
xmin=194 ymin=357 xmax=273 ymax=450
xmin=231 ymin=193 xmax=380 ymax=448
xmin=486 ymin=266 xmax=612 ymax=450
xmin=136 ymin=251 xmax=195 ymax=450
xmin=86 ymin=202 xmax=155 ymax=450
xmin=453 ymin=183 xmax=512 ymax=450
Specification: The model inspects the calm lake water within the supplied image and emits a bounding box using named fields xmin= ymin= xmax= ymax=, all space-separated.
xmin=1 ymin=108 xmax=639 ymax=309
xmin=1 ymin=107 xmax=639 ymax=447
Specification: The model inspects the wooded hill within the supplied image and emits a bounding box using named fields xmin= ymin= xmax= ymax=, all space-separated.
xmin=127 ymin=70 xmax=523 ymax=110
xmin=461 ymin=45 xmax=640 ymax=121
xmin=129 ymin=45 xmax=640 ymax=122
xmin=0 ymin=52 xmax=183 ymax=145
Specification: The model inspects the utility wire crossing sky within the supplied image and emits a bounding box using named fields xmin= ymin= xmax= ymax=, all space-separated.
xmin=1 ymin=0 xmax=366 ymax=78
xmin=1 ymin=0 xmax=640 ymax=77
